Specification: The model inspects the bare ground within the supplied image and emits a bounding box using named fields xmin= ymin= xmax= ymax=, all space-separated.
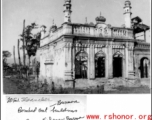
xmin=3 ymin=78 xmax=24 ymax=94
xmin=2 ymin=77 xmax=151 ymax=94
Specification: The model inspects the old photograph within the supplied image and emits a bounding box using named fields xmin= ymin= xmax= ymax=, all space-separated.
xmin=2 ymin=0 xmax=151 ymax=94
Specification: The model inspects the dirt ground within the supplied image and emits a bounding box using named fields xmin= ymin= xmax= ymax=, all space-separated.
xmin=3 ymin=77 xmax=151 ymax=94
xmin=3 ymin=78 xmax=24 ymax=94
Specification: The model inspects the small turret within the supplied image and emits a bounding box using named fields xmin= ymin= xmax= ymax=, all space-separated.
xmin=124 ymin=0 xmax=132 ymax=28
xmin=40 ymin=25 xmax=46 ymax=39
xmin=85 ymin=17 xmax=88 ymax=25
xmin=63 ymin=0 xmax=72 ymax=23
xmin=49 ymin=20 xmax=57 ymax=33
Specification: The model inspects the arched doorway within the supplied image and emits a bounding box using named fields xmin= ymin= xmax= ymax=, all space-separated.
xmin=75 ymin=51 xmax=88 ymax=79
xmin=95 ymin=51 xmax=105 ymax=78
xmin=140 ymin=57 xmax=149 ymax=78
xmin=113 ymin=52 xmax=123 ymax=77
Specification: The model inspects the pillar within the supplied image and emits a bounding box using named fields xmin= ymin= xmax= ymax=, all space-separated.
xmin=128 ymin=50 xmax=135 ymax=78
xmin=134 ymin=54 xmax=139 ymax=78
xmin=87 ymin=46 xmax=90 ymax=79
xmin=108 ymin=42 xmax=113 ymax=78
xmin=105 ymin=46 xmax=109 ymax=78
xmin=72 ymin=43 xmax=75 ymax=80
xmin=64 ymin=43 xmax=73 ymax=80
xmin=89 ymin=45 xmax=95 ymax=79
xmin=123 ymin=54 xmax=126 ymax=78
xmin=125 ymin=42 xmax=128 ymax=79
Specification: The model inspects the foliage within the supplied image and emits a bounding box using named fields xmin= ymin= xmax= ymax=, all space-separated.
xmin=20 ymin=22 xmax=41 ymax=65
xmin=3 ymin=51 xmax=12 ymax=72
xmin=24 ymin=23 xmax=40 ymax=58
xmin=3 ymin=51 xmax=11 ymax=63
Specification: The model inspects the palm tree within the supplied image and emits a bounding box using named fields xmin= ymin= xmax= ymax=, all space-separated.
xmin=19 ymin=22 xmax=41 ymax=79
xmin=24 ymin=22 xmax=40 ymax=67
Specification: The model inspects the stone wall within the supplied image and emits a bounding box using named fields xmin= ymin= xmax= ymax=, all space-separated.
xmin=39 ymin=40 xmax=65 ymax=86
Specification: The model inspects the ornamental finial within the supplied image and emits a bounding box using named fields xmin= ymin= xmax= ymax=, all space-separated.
xmin=85 ymin=17 xmax=87 ymax=23
xmin=53 ymin=19 xmax=54 ymax=25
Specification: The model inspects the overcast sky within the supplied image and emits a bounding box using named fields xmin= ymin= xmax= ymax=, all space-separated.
xmin=2 ymin=0 xmax=150 ymax=63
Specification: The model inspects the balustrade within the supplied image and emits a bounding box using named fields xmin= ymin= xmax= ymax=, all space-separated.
xmin=73 ymin=25 xmax=113 ymax=37
xmin=112 ymin=28 xmax=133 ymax=39
xmin=41 ymin=24 xmax=134 ymax=47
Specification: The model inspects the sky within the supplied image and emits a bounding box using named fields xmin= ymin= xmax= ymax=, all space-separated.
xmin=2 ymin=0 xmax=151 ymax=63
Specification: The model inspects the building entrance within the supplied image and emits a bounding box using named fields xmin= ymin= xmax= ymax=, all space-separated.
xmin=75 ymin=51 xmax=88 ymax=79
xmin=113 ymin=52 xmax=123 ymax=77
xmin=95 ymin=57 xmax=105 ymax=77
xmin=140 ymin=58 xmax=149 ymax=78
xmin=95 ymin=51 xmax=105 ymax=78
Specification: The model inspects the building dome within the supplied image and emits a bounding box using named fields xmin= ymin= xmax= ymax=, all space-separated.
xmin=96 ymin=16 xmax=106 ymax=22
xmin=50 ymin=24 xmax=57 ymax=32
xmin=95 ymin=13 xmax=106 ymax=23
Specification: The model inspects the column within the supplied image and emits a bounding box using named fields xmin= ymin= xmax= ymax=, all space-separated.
xmin=123 ymin=53 xmax=126 ymax=78
xmin=71 ymin=43 xmax=76 ymax=88
xmin=134 ymin=54 xmax=139 ymax=78
xmin=128 ymin=49 xmax=135 ymax=78
xmin=105 ymin=47 xmax=109 ymax=78
xmin=108 ymin=42 xmax=113 ymax=78
xmin=87 ymin=47 xmax=90 ymax=79
xmin=64 ymin=43 xmax=73 ymax=80
xmin=125 ymin=42 xmax=128 ymax=79
xmin=72 ymin=44 xmax=75 ymax=80
xmin=89 ymin=45 xmax=95 ymax=79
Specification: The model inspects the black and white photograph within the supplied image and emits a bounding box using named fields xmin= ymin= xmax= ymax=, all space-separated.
xmin=2 ymin=0 xmax=151 ymax=94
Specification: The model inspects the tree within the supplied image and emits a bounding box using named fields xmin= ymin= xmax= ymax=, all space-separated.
xmin=3 ymin=51 xmax=11 ymax=65
xmin=3 ymin=51 xmax=12 ymax=76
xmin=13 ymin=46 xmax=16 ymax=66
xmin=19 ymin=22 xmax=41 ymax=79
xmin=22 ymin=20 xmax=26 ymax=66
xmin=22 ymin=22 xmax=40 ymax=66
xmin=18 ymin=39 xmax=22 ymax=65
xmin=17 ymin=39 xmax=22 ymax=78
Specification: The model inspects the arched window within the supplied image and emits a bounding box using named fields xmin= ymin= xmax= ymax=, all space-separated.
xmin=95 ymin=51 xmax=106 ymax=78
xmin=140 ymin=57 xmax=149 ymax=78
xmin=113 ymin=51 xmax=123 ymax=77
xmin=75 ymin=51 xmax=88 ymax=79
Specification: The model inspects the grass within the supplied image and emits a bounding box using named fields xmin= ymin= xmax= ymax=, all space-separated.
xmin=52 ymin=86 xmax=151 ymax=94
xmin=106 ymin=85 xmax=151 ymax=94
xmin=3 ymin=77 xmax=151 ymax=94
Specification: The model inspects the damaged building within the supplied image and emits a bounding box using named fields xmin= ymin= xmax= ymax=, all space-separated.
xmin=37 ymin=0 xmax=150 ymax=88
